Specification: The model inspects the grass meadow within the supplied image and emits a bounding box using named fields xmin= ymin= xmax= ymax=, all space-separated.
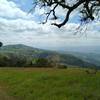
xmin=0 ymin=68 xmax=100 ymax=100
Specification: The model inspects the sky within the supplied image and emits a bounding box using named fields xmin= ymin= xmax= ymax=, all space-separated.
xmin=0 ymin=0 xmax=100 ymax=51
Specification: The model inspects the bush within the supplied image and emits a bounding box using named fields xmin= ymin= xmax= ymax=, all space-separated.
xmin=31 ymin=58 xmax=51 ymax=67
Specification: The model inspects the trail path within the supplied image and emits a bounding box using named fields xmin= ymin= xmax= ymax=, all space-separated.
xmin=0 ymin=86 xmax=16 ymax=100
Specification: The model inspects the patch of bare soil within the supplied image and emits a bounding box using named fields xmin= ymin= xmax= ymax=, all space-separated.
xmin=0 ymin=85 xmax=16 ymax=100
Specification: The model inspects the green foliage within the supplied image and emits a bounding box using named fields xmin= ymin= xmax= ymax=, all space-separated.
xmin=0 ymin=53 xmax=31 ymax=67
xmin=32 ymin=58 xmax=51 ymax=67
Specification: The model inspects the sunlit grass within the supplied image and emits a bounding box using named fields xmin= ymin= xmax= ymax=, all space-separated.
xmin=0 ymin=68 xmax=100 ymax=100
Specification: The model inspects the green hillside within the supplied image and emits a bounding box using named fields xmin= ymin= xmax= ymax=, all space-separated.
xmin=63 ymin=51 xmax=100 ymax=68
xmin=0 ymin=44 xmax=96 ymax=68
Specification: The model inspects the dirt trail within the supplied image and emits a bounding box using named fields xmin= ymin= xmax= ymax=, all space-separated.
xmin=0 ymin=86 xmax=16 ymax=100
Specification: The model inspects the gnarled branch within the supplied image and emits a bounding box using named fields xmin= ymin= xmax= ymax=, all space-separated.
xmin=32 ymin=0 xmax=100 ymax=28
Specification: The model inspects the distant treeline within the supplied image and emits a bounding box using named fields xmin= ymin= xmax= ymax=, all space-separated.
xmin=0 ymin=53 xmax=62 ymax=67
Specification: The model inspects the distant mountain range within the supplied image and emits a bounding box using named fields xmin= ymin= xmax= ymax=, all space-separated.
xmin=0 ymin=44 xmax=98 ymax=68
xmin=63 ymin=51 xmax=100 ymax=67
xmin=58 ymin=49 xmax=100 ymax=68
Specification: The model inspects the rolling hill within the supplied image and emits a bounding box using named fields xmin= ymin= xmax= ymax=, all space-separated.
xmin=0 ymin=44 xmax=96 ymax=68
xmin=66 ymin=52 xmax=100 ymax=68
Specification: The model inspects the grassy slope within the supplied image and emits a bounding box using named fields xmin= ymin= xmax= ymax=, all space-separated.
xmin=0 ymin=68 xmax=100 ymax=100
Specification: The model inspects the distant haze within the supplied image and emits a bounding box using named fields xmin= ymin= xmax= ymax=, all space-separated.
xmin=2 ymin=43 xmax=100 ymax=54
xmin=58 ymin=45 xmax=100 ymax=54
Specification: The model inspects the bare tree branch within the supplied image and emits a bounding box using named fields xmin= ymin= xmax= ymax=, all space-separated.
xmin=31 ymin=0 xmax=100 ymax=28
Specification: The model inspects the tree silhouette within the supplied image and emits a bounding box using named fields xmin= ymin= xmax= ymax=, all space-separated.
xmin=32 ymin=0 xmax=100 ymax=28
xmin=0 ymin=42 xmax=3 ymax=47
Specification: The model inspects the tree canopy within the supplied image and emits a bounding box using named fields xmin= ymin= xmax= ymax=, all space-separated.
xmin=32 ymin=0 xmax=100 ymax=28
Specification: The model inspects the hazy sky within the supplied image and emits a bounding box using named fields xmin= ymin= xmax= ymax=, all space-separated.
xmin=0 ymin=0 xmax=100 ymax=50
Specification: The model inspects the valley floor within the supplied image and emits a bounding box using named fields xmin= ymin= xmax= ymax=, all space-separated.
xmin=0 ymin=67 xmax=100 ymax=100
